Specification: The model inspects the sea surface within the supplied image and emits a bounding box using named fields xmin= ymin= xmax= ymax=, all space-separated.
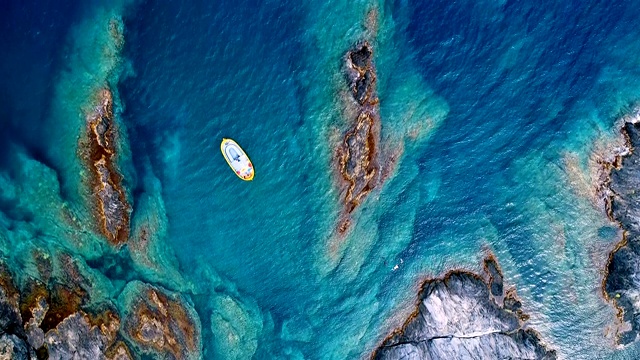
xmin=4 ymin=0 xmax=640 ymax=359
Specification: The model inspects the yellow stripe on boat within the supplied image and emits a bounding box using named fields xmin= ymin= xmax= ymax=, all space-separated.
xmin=220 ymin=138 xmax=255 ymax=181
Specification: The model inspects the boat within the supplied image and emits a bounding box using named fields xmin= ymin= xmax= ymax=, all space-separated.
xmin=220 ymin=138 xmax=254 ymax=181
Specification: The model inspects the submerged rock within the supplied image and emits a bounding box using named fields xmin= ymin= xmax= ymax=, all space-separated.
xmin=209 ymin=293 xmax=263 ymax=360
xmin=127 ymin=171 xmax=187 ymax=290
xmin=120 ymin=281 xmax=202 ymax=360
xmin=603 ymin=113 xmax=640 ymax=344
xmin=372 ymin=257 xmax=556 ymax=360
xmin=79 ymin=88 xmax=131 ymax=247
xmin=336 ymin=41 xmax=382 ymax=233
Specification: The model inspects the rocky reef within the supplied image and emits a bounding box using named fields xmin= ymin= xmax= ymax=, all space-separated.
xmin=336 ymin=42 xmax=382 ymax=234
xmin=79 ymin=88 xmax=131 ymax=247
xmin=603 ymin=110 xmax=640 ymax=345
xmin=372 ymin=257 xmax=556 ymax=360
xmin=0 ymin=257 xmax=203 ymax=360
xmin=119 ymin=281 xmax=202 ymax=360
xmin=0 ymin=260 xmax=130 ymax=360
xmin=0 ymin=6 xmax=207 ymax=360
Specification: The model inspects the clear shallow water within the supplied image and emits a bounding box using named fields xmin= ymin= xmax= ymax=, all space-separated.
xmin=4 ymin=0 xmax=640 ymax=359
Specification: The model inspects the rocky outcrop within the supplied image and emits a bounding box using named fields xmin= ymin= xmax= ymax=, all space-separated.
xmin=0 ymin=259 xmax=132 ymax=360
xmin=372 ymin=257 xmax=556 ymax=360
xmin=19 ymin=253 xmax=104 ymax=336
xmin=105 ymin=342 xmax=134 ymax=360
xmin=0 ymin=268 xmax=36 ymax=360
xmin=120 ymin=281 xmax=201 ymax=360
xmin=79 ymin=88 xmax=131 ymax=247
xmin=603 ymin=111 xmax=640 ymax=345
xmin=336 ymin=42 xmax=382 ymax=234
xmin=44 ymin=313 xmax=109 ymax=360
xmin=1 ymin=262 xmax=197 ymax=360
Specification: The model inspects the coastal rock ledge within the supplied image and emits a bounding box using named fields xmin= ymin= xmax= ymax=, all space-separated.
xmin=603 ymin=112 xmax=640 ymax=345
xmin=372 ymin=257 xmax=556 ymax=360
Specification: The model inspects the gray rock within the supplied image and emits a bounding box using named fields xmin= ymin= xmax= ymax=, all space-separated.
xmin=373 ymin=260 xmax=556 ymax=360
xmin=0 ymin=288 xmax=36 ymax=360
xmin=0 ymin=334 xmax=34 ymax=360
xmin=0 ymin=288 xmax=22 ymax=337
xmin=605 ymin=120 xmax=640 ymax=344
xmin=45 ymin=313 xmax=107 ymax=360
xmin=25 ymin=325 xmax=44 ymax=350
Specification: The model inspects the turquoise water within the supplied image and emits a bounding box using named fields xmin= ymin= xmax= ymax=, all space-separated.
xmin=4 ymin=0 xmax=640 ymax=358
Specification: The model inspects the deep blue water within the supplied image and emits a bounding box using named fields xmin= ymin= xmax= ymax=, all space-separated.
xmin=0 ymin=1 xmax=82 ymax=165
xmin=4 ymin=0 xmax=640 ymax=359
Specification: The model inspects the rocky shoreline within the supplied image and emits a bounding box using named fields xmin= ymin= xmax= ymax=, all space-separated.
xmin=602 ymin=108 xmax=640 ymax=345
xmin=372 ymin=256 xmax=556 ymax=360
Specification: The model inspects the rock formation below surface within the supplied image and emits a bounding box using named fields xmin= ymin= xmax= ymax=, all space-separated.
xmin=79 ymin=88 xmax=131 ymax=247
xmin=120 ymin=281 xmax=202 ymax=360
xmin=603 ymin=112 xmax=640 ymax=345
xmin=372 ymin=257 xmax=556 ymax=360
xmin=336 ymin=41 xmax=382 ymax=234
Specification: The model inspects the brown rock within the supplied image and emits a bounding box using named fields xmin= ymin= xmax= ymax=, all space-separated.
xmin=79 ymin=88 xmax=131 ymax=246
xmin=335 ymin=42 xmax=382 ymax=234
xmin=339 ymin=112 xmax=380 ymax=215
xmin=0 ymin=263 xmax=19 ymax=307
xmin=121 ymin=282 xmax=201 ymax=360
